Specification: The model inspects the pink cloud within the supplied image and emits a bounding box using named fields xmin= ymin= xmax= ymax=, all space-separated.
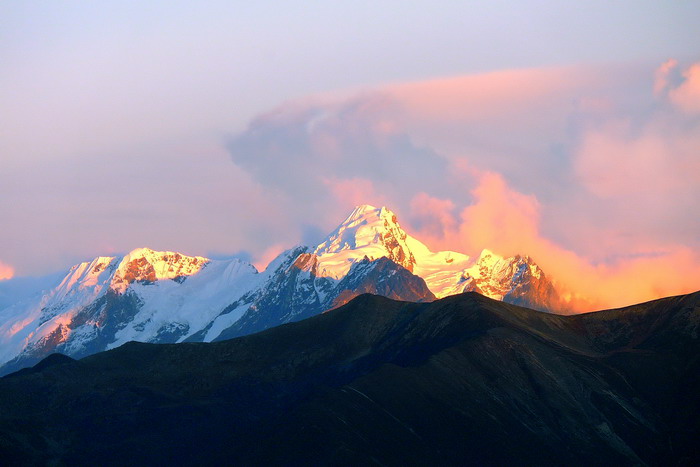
xmin=408 ymin=193 xmax=457 ymax=246
xmin=669 ymin=62 xmax=700 ymax=114
xmin=653 ymin=58 xmax=678 ymax=96
xmin=564 ymin=62 xmax=700 ymax=261
xmin=253 ymin=244 xmax=289 ymax=272
xmin=458 ymin=172 xmax=539 ymax=255
xmin=384 ymin=65 xmax=600 ymax=123
xmin=574 ymin=119 xmax=698 ymax=199
xmin=0 ymin=261 xmax=14 ymax=281
xmin=323 ymin=177 xmax=386 ymax=212
xmin=377 ymin=64 xmax=623 ymax=164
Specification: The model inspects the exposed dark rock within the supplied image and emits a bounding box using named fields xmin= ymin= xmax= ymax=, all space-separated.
xmin=330 ymin=256 xmax=434 ymax=308
xmin=213 ymin=256 xmax=434 ymax=342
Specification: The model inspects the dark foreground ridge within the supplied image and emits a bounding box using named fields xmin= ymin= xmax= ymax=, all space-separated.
xmin=0 ymin=291 xmax=698 ymax=465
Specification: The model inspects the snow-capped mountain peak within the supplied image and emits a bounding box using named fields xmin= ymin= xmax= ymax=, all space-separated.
xmin=313 ymin=205 xmax=416 ymax=278
xmin=309 ymin=205 xmax=475 ymax=297
xmin=471 ymin=249 xmax=544 ymax=284
xmin=0 ymin=248 xmax=261 ymax=372
xmin=111 ymin=247 xmax=209 ymax=292
xmin=314 ymin=204 xmax=405 ymax=253
xmin=455 ymin=249 xmax=558 ymax=310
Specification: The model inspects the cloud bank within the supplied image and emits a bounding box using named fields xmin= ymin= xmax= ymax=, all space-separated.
xmin=228 ymin=60 xmax=700 ymax=310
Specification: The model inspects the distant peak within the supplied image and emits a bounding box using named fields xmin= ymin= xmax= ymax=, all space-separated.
xmin=121 ymin=247 xmax=209 ymax=263
xmin=111 ymin=248 xmax=210 ymax=291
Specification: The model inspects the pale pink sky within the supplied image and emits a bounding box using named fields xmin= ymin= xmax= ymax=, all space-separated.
xmin=1 ymin=2 xmax=698 ymax=308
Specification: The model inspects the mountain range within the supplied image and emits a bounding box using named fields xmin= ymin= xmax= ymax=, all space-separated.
xmin=1 ymin=291 xmax=698 ymax=465
xmin=0 ymin=204 xmax=562 ymax=375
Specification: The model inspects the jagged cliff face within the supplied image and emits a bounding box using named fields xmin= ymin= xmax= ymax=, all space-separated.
xmin=442 ymin=250 xmax=562 ymax=311
xmin=329 ymin=257 xmax=434 ymax=308
xmin=0 ymin=204 xmax=562 ymax=374
xmin=111 ymin=249 xmax=207 ymax=291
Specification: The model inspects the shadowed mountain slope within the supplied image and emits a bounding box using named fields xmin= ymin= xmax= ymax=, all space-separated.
xmin=0 ymin=291 xmax=698 ymax=465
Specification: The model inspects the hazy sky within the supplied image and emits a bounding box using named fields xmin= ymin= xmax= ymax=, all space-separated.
xmin=1 ymin=2 xmax=699 ymax=308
